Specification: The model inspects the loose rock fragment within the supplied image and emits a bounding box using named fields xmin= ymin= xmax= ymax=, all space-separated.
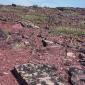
xmin=44 ymin=40 xmax=54 ymax=44
xmin=3 ymin=72 xmax=9 ymax=75
xmin=67 ymin=52 xmax=76 ymax=58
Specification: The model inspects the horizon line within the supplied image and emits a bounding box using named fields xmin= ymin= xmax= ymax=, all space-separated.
xmin=0 ymin=3 xmax=85 ymax=9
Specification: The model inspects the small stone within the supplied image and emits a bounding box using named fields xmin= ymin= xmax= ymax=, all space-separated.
xmin=67 ymin=52 xmax=76 ymax=58
xmin=3 ymin=72 xmax=9 ymax=75
xmin=57 ymin=82 xmax=64 ymax=85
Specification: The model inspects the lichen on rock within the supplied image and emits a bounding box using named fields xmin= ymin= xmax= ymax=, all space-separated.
xmin=14 ymin=63 xmax=65 ymax=85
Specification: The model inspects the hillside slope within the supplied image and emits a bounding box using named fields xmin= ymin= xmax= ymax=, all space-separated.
xmin=0 ymin=5 xmax=85 ymax=85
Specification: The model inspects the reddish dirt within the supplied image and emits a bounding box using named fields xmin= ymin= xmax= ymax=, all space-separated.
xmin=0 ymin=21 xmax=23 ymax=32
xmin=0 ymin=48 xmax=32 ymax=85
xmin=0 ymin=21 xmax=28 ymax=85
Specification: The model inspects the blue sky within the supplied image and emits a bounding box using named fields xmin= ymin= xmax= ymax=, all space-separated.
xmin=0 ymin=0 xmax=85 ymax=8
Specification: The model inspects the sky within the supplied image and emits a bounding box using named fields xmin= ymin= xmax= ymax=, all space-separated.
xmin=0 ymin=0 xmax=85 ymax=8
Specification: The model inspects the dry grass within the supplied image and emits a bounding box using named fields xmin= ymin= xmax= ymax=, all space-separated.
xmin=53 ymin=27 xmax=85 ymax=36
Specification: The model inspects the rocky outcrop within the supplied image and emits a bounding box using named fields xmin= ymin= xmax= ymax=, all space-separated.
xmin=13 ymin=63 xmax=65 ymax=85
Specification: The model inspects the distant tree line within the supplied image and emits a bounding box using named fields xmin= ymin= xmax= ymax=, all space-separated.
xmin=12 ymin=4 xmax=16 ymax=7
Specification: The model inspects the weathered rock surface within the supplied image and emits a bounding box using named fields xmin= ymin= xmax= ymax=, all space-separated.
xmin=13 ymin=63 xmax=65 ymax=85
xmin=79 ymin=53 xmax=85 ymax=66
xmin=0 ymin=29 xmax=7 ymax=40
xmin=69 ymin=67 xmax=85 ymax=85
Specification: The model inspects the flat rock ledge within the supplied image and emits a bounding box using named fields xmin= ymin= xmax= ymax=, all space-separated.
xmin=12 ymin=63 xmax=64 ymax=85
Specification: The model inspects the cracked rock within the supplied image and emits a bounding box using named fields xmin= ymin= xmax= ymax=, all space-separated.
xmin=13 ymin=63 xmax=65 ymax=85
xmin=69 ymin=67 xmax=85 ymax=85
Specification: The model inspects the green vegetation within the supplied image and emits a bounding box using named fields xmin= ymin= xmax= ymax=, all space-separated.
xmin=22 ymin=14 xmax=47 ymax=24
xmin=56 ymin=7 xmax=66 ymax=11
xmin=32 ymin=5 xmax=38 ymax=8
xmin=53 ymin=27 xmax=85 ymax=36
xmin=0 ymin=5 xmax=25 ymax=14
xmin=79 ymin=21 xmax=85 ymax=29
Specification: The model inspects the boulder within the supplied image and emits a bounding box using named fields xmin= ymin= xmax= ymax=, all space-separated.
xmin=69 ymin=67 xmax=85 ymax=85
xmin=12 ymin=63 xmax=65 ymax=85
